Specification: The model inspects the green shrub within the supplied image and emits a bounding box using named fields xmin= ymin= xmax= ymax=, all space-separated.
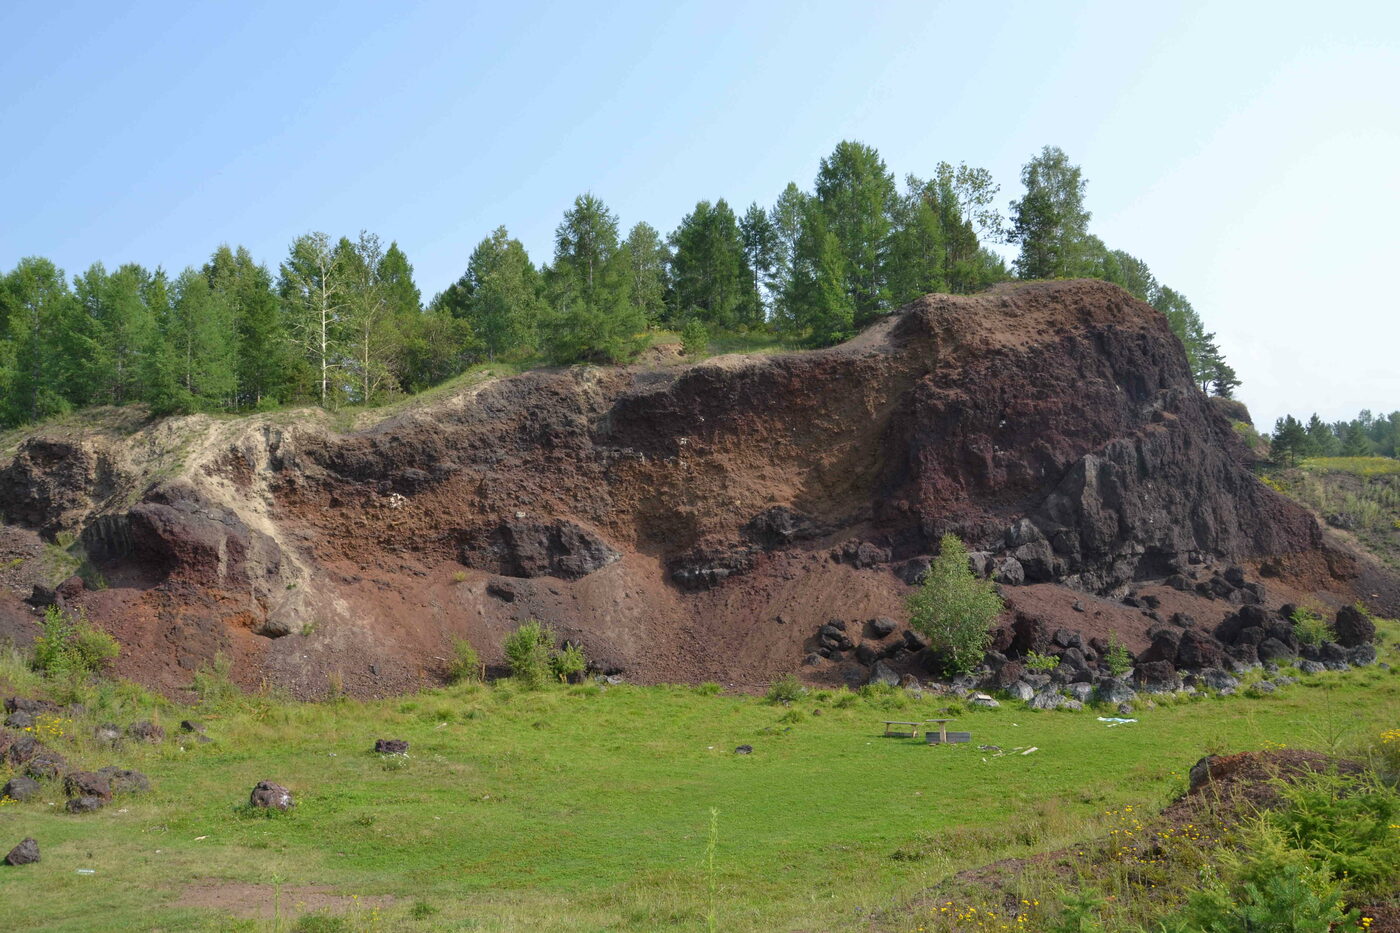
xmin=503 ymin=620 xmax=553 ymax=688
xmin=694 ymin=681 xmax=723 ymax=696
xmin=33 ymin=606 xmax=119 ymax=677
xmin=681 ymin=318 xmax=709 ymax=357
xmin=1023 ymin=650 xmax=1060 ymax=672
xmin=1266 ymin=771 xmax=1400 ymax=897
xmin=1104 ymin=637 xmax=1132 ymax=677
xmin=1290 ymin=607 xmax=1334 ymax=646
xmin=448 ymin=637 xmax=482 ymax=684
xmin=764 ymin=674 xmax=805 ymax=704
xmin=907 ymin=534 xmax=1003 ymax=676
xmin=1161 ymin=860 xmax=1356 ymax=933
xmin=549 ymin=642 xmax=587 ymax=683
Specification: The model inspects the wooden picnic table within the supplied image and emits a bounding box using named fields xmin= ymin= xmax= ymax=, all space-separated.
xmin=924 ymin=718 xmax=953 ymax=743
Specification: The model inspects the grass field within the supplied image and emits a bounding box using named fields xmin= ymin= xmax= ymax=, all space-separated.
xmin=1301 ymin=456 xmax=1400 ymax=478
xmin=1 ymin=627 xmax=1398 ymax=932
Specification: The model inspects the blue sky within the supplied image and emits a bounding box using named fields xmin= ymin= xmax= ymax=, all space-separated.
xmin=2 ymin=0 xmax=1396 ymax=427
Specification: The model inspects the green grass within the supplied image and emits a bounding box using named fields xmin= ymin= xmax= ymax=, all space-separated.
xmin=1301 ymin=456 xmax=1400 ymax=477
xmin=1 ymin=628 xmax=1398 ymax=931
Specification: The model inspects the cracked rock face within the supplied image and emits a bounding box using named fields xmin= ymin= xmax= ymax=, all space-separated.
xmin=0 ymin=279 xmax=1390 ymax=698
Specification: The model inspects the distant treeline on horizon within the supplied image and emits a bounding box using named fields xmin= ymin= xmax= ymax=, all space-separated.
xmin=0 ymin=143 xmax=1237 ymax=429
xmin=1271 ymin=410 xmax=1400 ymax=463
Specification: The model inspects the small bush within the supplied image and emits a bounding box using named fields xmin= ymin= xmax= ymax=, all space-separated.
xmin=681 ymin=318 xmax=709 ymax=357
xmin=1161 ymin=859 xmax=1356 ymax=933
xmin=1266 ymin=771 xmax=1400 ymax=897
xmin=448 ymin=637 xmax=482 ymax=684
xmin=1023 ymin=650 xmax=1060 ymax=672
xmin=549 ymin=642 xmax=587 ymax=683
xmin=694 ymin=681 xmax=723 ymax=696
xmin=503 ymin=621 xmax=553 ymax=688
xmin=33 ymin=606 xmax=119 ymax=677
xmin=764 ymin=674 xmax=805 ymax=704
xmin=1104 ymin=637 xmax=1132 ymax=677
xmin=1290 ymin=607 xmax=1334 ymax=646
xmin=907 ymin=534 xmax=1003 ymax=676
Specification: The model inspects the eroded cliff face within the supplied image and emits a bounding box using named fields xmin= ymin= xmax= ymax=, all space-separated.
xmin=0 ymin=281 xmax=1385 ymax=697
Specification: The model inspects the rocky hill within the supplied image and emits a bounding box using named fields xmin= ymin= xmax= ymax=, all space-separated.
xmin=1 ymin=280 xmax=1394 ymax=697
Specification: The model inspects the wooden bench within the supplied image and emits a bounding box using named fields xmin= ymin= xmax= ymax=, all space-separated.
xmin=881 ymin=720 xmax=923 ymax=738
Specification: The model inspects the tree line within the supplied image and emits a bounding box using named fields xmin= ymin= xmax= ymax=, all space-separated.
xmin=1270 ymin=409 xmax=1400 ymax=464
xmin=0 ymin=142 xmax=1236 ymax=429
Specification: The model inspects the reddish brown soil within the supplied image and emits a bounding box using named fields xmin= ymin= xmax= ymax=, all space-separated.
xmin=0 ymin=280 xmax=1392 ymax=697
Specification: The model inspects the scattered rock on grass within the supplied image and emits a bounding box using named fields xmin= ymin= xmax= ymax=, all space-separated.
xmin=968 ymin=694 xmax=999 ymax=708
xmin=97 ymin=767 xmax=150 ymax=796
xmin=2 ymin=776 xmax=41 ymax=802
xmin=63 ymin=771 xmax=112 ymax=801
xmin=127 ymin=721 xmax=164 ymax=743
xmin=374 ymin=739 xmax=409 ymax=755
xmin=92 ymin=723 xmax=122 ymax=746
xmin=249 ymin=781 xmax=294 ymax=810
xmin=4 ymin=838 xmax=39 ymax=865
xmin=65 ymin=795 xmax=105 ymax=814
xmin=179 ymin=720 xmax=205 ymax=734
xmin=734 ymin=745 xmax=753 ymax=755
xmin=25 ymin=753 xmax=67 ymax=781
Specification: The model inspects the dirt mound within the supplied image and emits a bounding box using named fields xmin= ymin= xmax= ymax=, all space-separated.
xmin=0 ymin=280 xmax=1391 ymax=696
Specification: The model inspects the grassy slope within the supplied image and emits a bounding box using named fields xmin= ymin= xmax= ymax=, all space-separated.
xmin=1 ymin=625 xmax=1397 ymax=932
xmin=1268 ymin=457 xmax=1400 ymax=572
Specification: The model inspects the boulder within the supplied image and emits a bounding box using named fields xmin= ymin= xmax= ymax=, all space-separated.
xmin=869 ymin=617 xmax=898 ymax=639
xmin=1010 ymin=613 xmax=1050 ymax=656
xmin=1188 ymin=755 xmax=1219 ymax=791
xmin=968 ymin=694 xmax=999 ymax=708
xmin=1006 ymin=681 xmax=1035 ymax=702
xmin=179 ymin=720 xmax=205 ymax=734
xmin=92 ymin=723 xmax=122 ymax=746
xmin=1138 ymin=630 xmax=1181 ymax=665
xmin=868 ymin=661 xmax=900 ymax=687
xmin=1028 ymin=689 xmax=1063 ymax=711
xmin=65 ymin=795 xmax=105 ymax=813
xmin=1133 ymin=661 xmax=1181 ymax=693
xmin=96 ymin=767 xmax=150 ymax=795
xmin=1061 ymin=699 xmax=1085 ymax=712
xmin=374 ymin=739 xmax=409 ymax=755
xmin=1333 ymin=605 xmax=1376 ymax=648
xmin=4 ymin=711 xmax=35 ymax=730
xmin=854 ymin=643 xmax=879 ymax=666
xmin=1067 ymin=683 xmax=1094 ymax=704
xmin=127 ymin=721 xmax=165 ymax=743
xmin=1196 ymin=668 xmax=1240 ymax=691
xmin=4 ymin=697 xmax=56 ymax=716
xmin=1249 ymin=681 xmax=1277 ymax=695
xmin=802 ymin=652 xmax=822 ymax=666
xmin=1298 ymin=659 xmax=1326 ymax=675
xmin=1175 ymin=630 xmax=1227 ymax=670
xmin=25 ymin=753 xmax=66 ymax=781
xmin=2 ymin=776 xmax=41 ymax=802
xmin=4 ymin=734 xmax=42 ymax=767
xmin=1348 ymin=644 xmax=1377 ymax=666
xmin=249 ymin=781 xmax=294 ymax=810
xmin=4 ymin=838 xmax=39 ymax=866
xmin=1257 ymin=638 xmax=1294 ymax=663
xmin=63 ymin=771 xmax=111 ymax=801
xmin=992 ymin=661 xmax=1026 ymax=690
xmin=734 ymin=745 xmax=753 ymax=755
xmin=460 ymin=518 xmax=620 ymax=581
xmin=991 ymin=557 xmax=1024 ymax=586
xmin=1096 ymin=678 xmax=1137 ymax=705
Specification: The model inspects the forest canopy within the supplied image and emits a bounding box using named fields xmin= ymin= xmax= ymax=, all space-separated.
xmin=0 ymin=143 xmax=1234 ymax=428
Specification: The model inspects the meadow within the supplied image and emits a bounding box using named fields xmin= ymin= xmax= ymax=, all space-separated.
xmin=0 ymin=626 xmax=1397 ymax=932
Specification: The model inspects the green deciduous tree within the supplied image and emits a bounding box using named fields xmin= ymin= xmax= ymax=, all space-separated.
xmin=1009 ymin=145 xmax=1094 ymax=280
xmin=621 ymin=222 xmax=668 ymax=327
xmin=542 ymin=194 xmax=645 ymax=364
xmin=737 ymin=202 xmax=778 ymax=326
xmin=205 ymin=245 xmax=290 ymax=409
xmin=278 ymin=232 xmax=346 ymax=406
xmin=907 ymin=534 xmax=1003 ymax=676
xmin=814 ymin=140 xmax=896 ymax=325
xmin=0 ymin=257 xmax=78 ymax=425
xmin=669 ymin=199 xmax=748 ymax=329
xmin=784 ymin=201 xmax=853 ymax=347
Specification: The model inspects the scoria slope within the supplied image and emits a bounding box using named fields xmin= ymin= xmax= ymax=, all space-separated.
xmin=0 ymin=280 xmax=1391 ymax=697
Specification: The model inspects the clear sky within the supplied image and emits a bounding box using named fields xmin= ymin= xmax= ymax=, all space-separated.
xmin=2 ymin=0 xmax=1396 ymax=428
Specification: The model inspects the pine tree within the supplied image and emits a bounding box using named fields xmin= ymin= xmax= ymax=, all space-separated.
xmin=814 ymin=140 xmax=896 ymax=325
xmin=1272 ymin=415 xmax=1309 ymax=465
xmin=543 ymin=194 xmax=645 ymax=364
xmin=1341 ymin=422 xmax=1373 ymax=457
xmin=1305 ymin=414 xmax=1338 ymax=456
